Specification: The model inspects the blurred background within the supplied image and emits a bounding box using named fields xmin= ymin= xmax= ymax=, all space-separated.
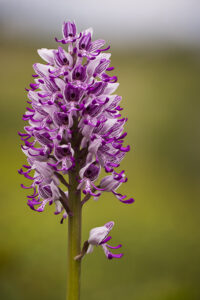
xmin=0 ymin=0 xmax=200 ymax=299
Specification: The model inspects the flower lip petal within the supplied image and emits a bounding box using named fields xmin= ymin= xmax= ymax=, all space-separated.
xmin=99 ymin=235 xmax=112 ymax=245
xmin=108 ymin=253 xmax=123 ymax=259
xmin=106 ymin=244 xmax=122 ymax=249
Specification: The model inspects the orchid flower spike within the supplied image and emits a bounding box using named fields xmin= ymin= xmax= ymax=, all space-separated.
xmin=75 ymin=221 xmax=123 ymax=260
xmin=19 ymin=20 xmax=134 ymax=223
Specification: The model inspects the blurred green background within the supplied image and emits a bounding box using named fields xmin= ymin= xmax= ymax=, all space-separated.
xmin=1 ymin=1 xmax=200 ymax=299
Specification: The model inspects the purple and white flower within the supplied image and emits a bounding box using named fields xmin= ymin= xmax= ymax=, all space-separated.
xmin=19 ymin=20 xmax=134 ymax=223
xmin=75 ymin=221 xmax=123 ymax=260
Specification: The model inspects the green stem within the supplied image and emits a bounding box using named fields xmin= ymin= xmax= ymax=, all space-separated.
xmin=67 ymin=167 xmax=82 ymax=300
xmin=66 ymin=117 xmax=83 ymax=300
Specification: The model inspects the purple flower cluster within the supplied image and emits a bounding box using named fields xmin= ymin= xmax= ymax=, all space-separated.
xmin=19 ymin=21 xmax=134 ymax=258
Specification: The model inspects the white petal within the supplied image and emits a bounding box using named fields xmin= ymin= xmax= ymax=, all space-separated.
xmin=88 ymin=226 xmax=108 ymax=245
xmin=103 ymin=83 xmax=119 ymax=95
xmin=90 ymin=39 xmax=105 ymax=53
xmin=54 ymin=200 xmax=63 ymax=213
xmin=84 ymin=27 xmax=93 ymax=37
xmin=28 ymin=90 xmax=39 ymax=102
xmin=54 ymin=77 xmax=66 ymax=92
xmin=50 ymin=181 xmax=60 ymax=200
xmin=87 ymin=59 xmax=99 ymax=77
xmin=88 ymin=138 xmax=102 ymax=155
xmin=33 ymin=63 xmax=55 ymax=78
xmin=37 ymin=48 xmax=55 ymax=65
xmin=99 ymin=53 xmax=111 ymax=60
xmin=87 ymin=244 xmax=94 ymax=254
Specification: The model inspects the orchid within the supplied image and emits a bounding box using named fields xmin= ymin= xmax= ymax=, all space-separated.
xmin=18 ymin=20 xmax=134 ymax=300
xmin=75 ymin=221 xmax=123 ymax=260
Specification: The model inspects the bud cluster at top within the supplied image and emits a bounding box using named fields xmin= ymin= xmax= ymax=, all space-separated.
xmin=18 ymin=21 xmax=134 ymax=224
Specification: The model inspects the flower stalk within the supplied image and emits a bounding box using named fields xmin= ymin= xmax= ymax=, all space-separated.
xmin=67 ymin=121 xmax=82 ymax=300
xmin=67 ymin=177 xmax=82 ymax=300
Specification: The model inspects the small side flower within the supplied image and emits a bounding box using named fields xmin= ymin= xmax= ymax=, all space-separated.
xmin=75 ymin=221 xmax=123 ymax=260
